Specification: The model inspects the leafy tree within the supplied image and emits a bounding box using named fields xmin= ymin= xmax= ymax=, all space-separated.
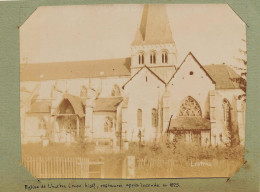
xmin=232 ymin=38 xmax=247 ymax=101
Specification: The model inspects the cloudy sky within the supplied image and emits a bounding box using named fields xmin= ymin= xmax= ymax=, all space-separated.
xmin=20 ymin=4 xmax=246 ymax=68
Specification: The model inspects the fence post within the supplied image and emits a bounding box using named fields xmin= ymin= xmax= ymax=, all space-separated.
xmin=122 ymin=158 xmax=127 ymax=178
xmin=126 ymin=156 xmax=135 ymax=179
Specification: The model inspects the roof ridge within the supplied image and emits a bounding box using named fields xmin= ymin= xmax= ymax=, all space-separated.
xmin=132 ymin=4 xmax=174 ymax=45
xmin=20 ymin=57 xmax=131 ymax=65
xmin=122 ymin=65 xmax=166 ymax=89
xmin=225 ymin=65 xmax=237 ymax=88
xmin=166 ymin=52 xmax=216 ymax=86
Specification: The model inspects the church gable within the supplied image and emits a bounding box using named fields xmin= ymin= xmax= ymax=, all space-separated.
xmin=167 ymin=52 xmax=216 ymax=87
xmin=122 ymin=66 xmax=165 ymax=91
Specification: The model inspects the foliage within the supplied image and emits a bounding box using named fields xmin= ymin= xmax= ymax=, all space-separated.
xmin=125 ymin=139 xmax=244 ymax=162
xmin=232 ymin=38 xmax=247 ymax=101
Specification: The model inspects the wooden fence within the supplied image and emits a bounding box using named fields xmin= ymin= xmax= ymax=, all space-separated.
xmin=135 ymin=158 xmax=242 ymax=178
xmin=22 ymin=156 xmax=104 ymax=179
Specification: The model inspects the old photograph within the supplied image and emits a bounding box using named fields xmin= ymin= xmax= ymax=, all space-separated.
xmin=20 ymin=4 xmax=247 ymax=178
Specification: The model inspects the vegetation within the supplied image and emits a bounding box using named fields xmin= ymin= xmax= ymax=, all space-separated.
xmin=231 ymin=38 xmax=247 ymax=101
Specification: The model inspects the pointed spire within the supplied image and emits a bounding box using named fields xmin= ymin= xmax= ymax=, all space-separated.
xmin=132 ymin=4 xmax=174 ymax=45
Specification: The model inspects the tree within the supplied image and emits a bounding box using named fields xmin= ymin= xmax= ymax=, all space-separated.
xmin=232 ymin=38 xmax=247 ymax=101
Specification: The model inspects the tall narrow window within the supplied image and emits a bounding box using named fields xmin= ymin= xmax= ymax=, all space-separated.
xmin=150 ymin=51 xmax=156 ymax=64
xmin=138 ymin=52 xmax=144 ymax=64
xmin=179 ymin=96 xmax=202 ymax=117
xmin=104 ymin=116 xmax=113 ymax=132
xmin=162 ymin=51 xmax=168 ymax=64
xmin=152 ymin=108 xmax=158 ymax=127
xmin=137 ymin=109 xmax=142 ymax=127
xmin=222 ymin=99 xmax=231 ymax=128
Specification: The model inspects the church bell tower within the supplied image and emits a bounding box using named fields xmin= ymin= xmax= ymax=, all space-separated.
xmin=131 ymin=4 xmax=177 ymax=82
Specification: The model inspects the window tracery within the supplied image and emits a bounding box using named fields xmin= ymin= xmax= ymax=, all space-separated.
xmin=179 ymin=96 xmax=202 ymax=117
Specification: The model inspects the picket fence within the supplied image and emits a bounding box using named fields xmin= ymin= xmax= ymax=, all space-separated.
xmin=22 ymin=156 xmax=104 ymax=179
xmin=135 ymin=158 xmax=240 ymax=178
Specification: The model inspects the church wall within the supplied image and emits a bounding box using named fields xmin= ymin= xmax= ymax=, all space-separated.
xmin=167 ymin=56 xmax=215 ymax=122
xmin=22 ymin=113 xmax=50 ymax=144
xmin=92 ymin=111 xmax=116 ymax=139
xmin=212 ymin=89 xmax=244 ymax=146
xmin=131 ymin=44 xmax=177 ymax=66
xmin=123 ymin=68 xmax=165 ymax=142
xmin=20 ymin=76 xmax=129 ymax=144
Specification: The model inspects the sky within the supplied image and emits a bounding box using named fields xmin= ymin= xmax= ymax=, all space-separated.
xmin=20 ymin=4 xmax=246 ymax=68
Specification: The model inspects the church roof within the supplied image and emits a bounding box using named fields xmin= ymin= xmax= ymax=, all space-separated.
xmin=132 ymin=4 xmax=174 ymax=45
xmin=167 ymin=52 xmax=241 ymax=90
xmin=122 ymin=65 xmax=166 ymax=89
xmin=169 ymin=117 xmax=211 ymax=131
xmin=20 ymin=58 xmax=131 ymax=81
xmin=29 ymin=101 xmax=52 ymax=113
xmin=62 ymin=94 xmax=85 ymax=117
xmin=94 ymin=97 xmax=123 ymax=112
xmin=167 ymin=52 xmax=216 ymax=85
xmin=204 ymin=64 xmax=241 ymax=89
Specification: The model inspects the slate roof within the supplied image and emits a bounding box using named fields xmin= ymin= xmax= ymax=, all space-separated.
xmin=94 ymin=97 xmax=123 ymax=112
xmin=169 ymin=117 xmax=211 ymax=131
xmin=53 ymin=94 xmax=85 ymax=117
xmin=167 ymin=52 xmax=241 ymax=89
xmin=132 ymin=4 xmax=174 ymax=45
xmin=204 ymin=64 xmax=241 ymax=89
xmin=63 ymin=94 xmax=85 ymax=117
xmin=29 ymin=101 xmax=52 ymax=113
xmin=20 ymin=58 xmax=131 ymax=81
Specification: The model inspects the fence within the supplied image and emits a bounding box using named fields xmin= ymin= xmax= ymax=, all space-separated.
xmin=135 ymin=157 xmax=242 ymax=178
xmin=22 ymin=156 xmax=104 ymax=179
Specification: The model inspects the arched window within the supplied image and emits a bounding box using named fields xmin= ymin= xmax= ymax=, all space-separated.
xmin=138 ymin=52 xmax=144 ymax=64
xmin=111 ymin=84 xmax=121 ymax=97
xmin=104 ymin=116 xmax=113 ymax=132
xmin=179 ymin=96 xmax=202 ymax=117
xmin=80 ymin=86 xmax=88 ymax=97
xmin=222 ymin=99 xmax=231 ymax=128
xmin=152 ymin=108 xmax=158 ymax=127
xmin=137 ymin=109 xmax=142 ymax=127
xmin=150 ymin=51 xmax=156 ymax=64
xmin=162 ymin=50 xmax=168 ymax=64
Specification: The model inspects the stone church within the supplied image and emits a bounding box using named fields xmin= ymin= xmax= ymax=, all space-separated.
xmin=20 ymin=4 xmax=246 ymax=152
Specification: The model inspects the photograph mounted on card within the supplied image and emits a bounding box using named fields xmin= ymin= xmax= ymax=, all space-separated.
xmin=20 ymin=4 xmax=247 ymax=178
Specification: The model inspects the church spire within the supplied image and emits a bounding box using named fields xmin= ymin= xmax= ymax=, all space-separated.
xmin=132 ymin=4 xmax=174 ymax=45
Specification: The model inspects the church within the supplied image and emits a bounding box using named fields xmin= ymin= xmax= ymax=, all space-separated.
xmin=20 ymin=4 xmax=246 ymax=152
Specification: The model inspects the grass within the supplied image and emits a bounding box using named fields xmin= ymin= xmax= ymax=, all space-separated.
xmin=21 ymin=141 xmax=244 ymax=178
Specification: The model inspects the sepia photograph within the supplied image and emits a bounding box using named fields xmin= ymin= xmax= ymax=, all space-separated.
xmin=20 ymin=4 xmax=247 ymax=179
